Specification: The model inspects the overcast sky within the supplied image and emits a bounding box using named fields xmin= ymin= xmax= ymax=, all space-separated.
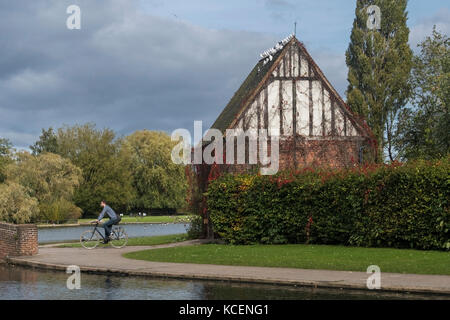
xmin=0 ymin=0 xmax=448 ymax=149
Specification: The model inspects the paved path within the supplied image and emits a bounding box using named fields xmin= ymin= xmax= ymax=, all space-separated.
xmin=6 ymin=240 xmax=450 ymax=296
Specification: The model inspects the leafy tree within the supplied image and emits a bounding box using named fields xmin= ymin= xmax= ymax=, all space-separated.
xmin=122 ymin=130 xmax=188 ymax=210
xmin=6 ymin=152 xmax=83 ymax=223
xmin=38 ymin=198 xmax=82 ymax=223
xmin=0 ymin=182 xmax=39 ymax=224
xmin=394 ymin=27 xmax=449 ymax=160
xmin=346 ymin=0 xmax=413 ymax=162
xmin=55 ymin=123 xmax=135 ymax=216
xmin=30 ymin=127 xmax=58 ymax=155
xmin=0 ymin=138 xmax=11 ymax=156
xmin=0 ymin=138 xmax=12 ymax=183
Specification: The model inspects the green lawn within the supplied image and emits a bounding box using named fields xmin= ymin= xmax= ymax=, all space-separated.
xmin=77 ymin=215 xmax=192 ymax=224
xmin=58 ymin=233 xmax=188 ymax=248
xmin=123 ymin=244 xmax=450 ymax=275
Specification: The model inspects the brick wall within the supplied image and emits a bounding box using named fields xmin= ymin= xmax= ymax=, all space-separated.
xmin=194 ymin=136 xmax=375 ymax=238
xmin=209 ymin=137 xmax=371 ymax=175
xmin=0 ymin=222 xmax=38 ymax=260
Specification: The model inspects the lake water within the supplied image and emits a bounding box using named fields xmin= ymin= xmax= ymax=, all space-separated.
xmin=38 ymin=223 xmax=189 ymax=244
xmin=10 ymin=224 xmax=446 ymax=300
xmin=0 ymin=264 xmax=437 ymax=300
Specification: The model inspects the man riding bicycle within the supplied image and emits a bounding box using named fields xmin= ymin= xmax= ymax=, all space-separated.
xmin=94 ymin=201 xmax=121 ymax=244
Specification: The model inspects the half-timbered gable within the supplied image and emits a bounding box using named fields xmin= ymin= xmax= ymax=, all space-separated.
xmin=210 ymin=35 xmax=376 ymax=170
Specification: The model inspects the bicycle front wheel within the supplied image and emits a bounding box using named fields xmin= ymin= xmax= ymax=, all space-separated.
xmin=80 ymin=230 xmax=100 ymax=249
xmin=110 ymin=227 xmax=128 ymax=248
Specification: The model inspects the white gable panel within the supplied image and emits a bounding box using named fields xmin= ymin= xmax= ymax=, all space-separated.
xmin=347 ymin=119 xmax=358 ymax=136
xmin=258 ymin=90 xmax=266 ymax=129
xmin=284 ymin=54 xmax=291 ymax=78
xmin=300 ymin=55 xmax=309 ymax=77
xmin=292 ymin=45 xmax=299 ymax=77
xmin=237 ymin=118 xmax=244 ymax=130
xmin=272 ymin=67 xmax=278 ymax=77
xmin=296 ymin=80 xmax=309 ymax=136
xmin=312 ymin=80 xmax=323 ymax=136
xmin=281 ymin=80 xmax=293 ymax=136
xmin=323 ymin=89 xmax=332 ymax=136
xmin=278 ymin=59 xmax=284 ymax=77
xmin=268 ymin=80 xmax=280 ymax=134
xmin=245 ymin=101 xmax=258 ymax=129
xmin=335 ymin=108 xmax=345 ymax=136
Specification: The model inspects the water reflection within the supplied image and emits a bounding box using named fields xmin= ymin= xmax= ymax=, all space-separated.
xmin=38 ymin=223 xmax=189 ymax=244
xmin=0 ymin=264 xmax=443 ymax=300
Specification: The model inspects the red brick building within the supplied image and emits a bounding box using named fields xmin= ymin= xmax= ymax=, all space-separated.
xmin=191 ymin=35 xmax=376 ymax=237
xmin=207 ymin=35 xmax=375 ymax=173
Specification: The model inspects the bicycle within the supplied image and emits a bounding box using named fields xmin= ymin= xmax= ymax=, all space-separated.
xmin=80 ymin=221 xmax=128 ymax=249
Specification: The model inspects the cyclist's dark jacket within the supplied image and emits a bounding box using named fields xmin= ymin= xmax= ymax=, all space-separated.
xmin=98 ymin=205 xmax=118 ymax=220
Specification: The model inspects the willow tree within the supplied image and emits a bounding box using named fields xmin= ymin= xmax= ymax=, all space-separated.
xmin=346 ymin=0 xmax=412 ymax=162
xmin=56 ymin=124 xmax=135 ymax=216
xmin=6 ymin=152 xmax=83 ymax=223
xmin=122 ymin=130 xmax=188 ymax=211
xmin=0 ymin=182 xmax=39 ymax=224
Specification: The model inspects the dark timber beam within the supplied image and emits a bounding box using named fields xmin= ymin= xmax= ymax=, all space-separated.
xmin=331 ymin=97 xmax=336 ymax=136
xmin=292 ymin=78 xmax=297 ymax=166
xmin=272 ymin=76 xmax=318 ymax=81
xmin=279 ymin=80 xmax=283 ymax=135
xmin=264 ymin=86 xmax=269 ymax=129
xmin=322 ymin=83 xmax=326 ymax=137
xmin=308 ymin=64 xmax=313 ymax=137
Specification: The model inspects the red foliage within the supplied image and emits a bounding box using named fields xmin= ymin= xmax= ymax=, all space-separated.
xmin=208 ymin=162 xmax=222 ymax=183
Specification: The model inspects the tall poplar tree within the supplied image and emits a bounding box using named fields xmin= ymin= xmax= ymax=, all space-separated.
xmin=346 ymin=0 xmax=412 ymax=162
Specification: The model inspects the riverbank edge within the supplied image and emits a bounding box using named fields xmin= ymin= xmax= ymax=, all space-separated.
xmin=5 ymin=253 xmax=450 ymax=297
xmin=37 ymin=221 xmax=190 ymax=228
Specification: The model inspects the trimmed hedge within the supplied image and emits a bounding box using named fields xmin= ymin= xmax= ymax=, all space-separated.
xmin=207 ymin=158 xmax=449 ymax=250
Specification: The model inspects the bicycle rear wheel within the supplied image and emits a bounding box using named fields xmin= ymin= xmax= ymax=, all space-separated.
xmin=80 ymin=230 xmax=100 ymax=249
xmin=110 ymin=227 xmax=128 ymax=248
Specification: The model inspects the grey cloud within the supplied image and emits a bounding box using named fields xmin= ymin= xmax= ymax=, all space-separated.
xmin=311 ymin=51 xmax=348 ymax=98
xmin=410 ymin=8 xmax=450 ymax=50
xmin=4 ymin=1 xmax=441 ymax=150
xmin=265 ymin=0 xmax=295 ymax=9
xmin=0 ymin=0 xmax=278 ymax=148
xmin=264 ymin=0 xmax=297 ymax=21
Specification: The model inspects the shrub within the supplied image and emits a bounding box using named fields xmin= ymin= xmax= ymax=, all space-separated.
xmin=207 ymin=157 xmax=449 ymax=250
xmin=0 ymin=182 xmax=39 ymax=224
xmin=38 ymin=198 xmax=82 ymax=224
xmin=186 ymin=214 xmax=204 ymax=239
xmin=6 ymin=152 xmax=83 ymax=223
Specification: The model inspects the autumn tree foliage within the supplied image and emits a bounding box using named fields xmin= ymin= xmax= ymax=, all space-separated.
xmin=23 ymin=125 xmax=188 ymax=218
xmin=0 ymin=182 xmax=39 ymax=224
xmin=54 ymin=124 xmax=135 ymax=216
xmin=122 ymin=130 xmax=187 ymax=211
xmin=0 ymin=152 xmax=82 ymax=223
